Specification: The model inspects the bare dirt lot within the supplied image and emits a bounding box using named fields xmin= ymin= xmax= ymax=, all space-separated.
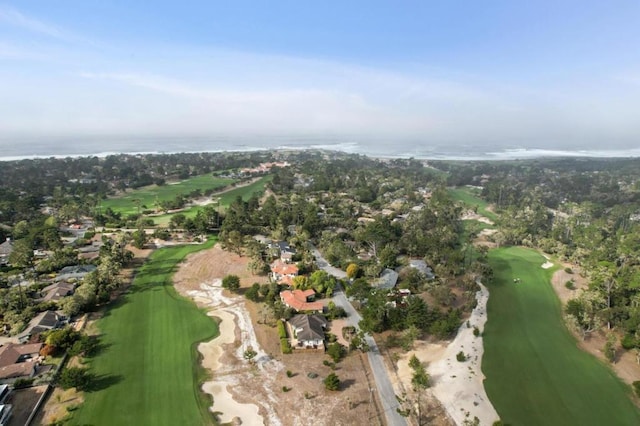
xmin=173 ymin=244 xmax=386 ymax=426
xmin=7 ymin=385 xmax=48 ymax=426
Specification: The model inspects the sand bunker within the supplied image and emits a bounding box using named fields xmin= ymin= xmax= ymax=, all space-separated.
xmin=189 ymin=279 xmax=282 ymax=425
xmin=426 ymin=283 xmax=500 ymax=425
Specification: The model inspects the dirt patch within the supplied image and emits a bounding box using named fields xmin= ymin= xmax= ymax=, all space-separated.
xmin=8 ymin=385 xmax=48 ymax=426
xmin=550 ymin=263 xmax=587 ymax=305
xmin=174 ymin=244 xmax=385 ymax=426
xmin=461 ymin=211 xmax=494 ymax=225
xmin=34 ymin=387 xmax=83 ymax=425
xmin=550 ymin=261 xmax=640 ymax=386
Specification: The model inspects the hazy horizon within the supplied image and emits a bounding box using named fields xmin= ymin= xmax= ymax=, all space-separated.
xmin=2 ymin=2 xmax=640 ymax=153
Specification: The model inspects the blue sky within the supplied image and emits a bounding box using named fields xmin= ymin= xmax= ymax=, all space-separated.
xmin=1 ymin=1 xmax=640 ymax=149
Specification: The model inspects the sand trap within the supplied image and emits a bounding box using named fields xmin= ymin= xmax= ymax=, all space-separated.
xmin=427 ymin=282 xmax=500 ymax=425
xmin=542 ymin=261 xmax=554 ymax=269
xmin=203 ymin=381 xmax=262 ymax=426
xmin=188 ymin=279 xmax=282 ymax=426
xmin=461 ymin=211 xmax=494 ymax=225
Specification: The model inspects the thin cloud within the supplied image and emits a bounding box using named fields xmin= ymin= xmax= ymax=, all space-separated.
xmin=0 ymin=4 xmax=87 ymax=44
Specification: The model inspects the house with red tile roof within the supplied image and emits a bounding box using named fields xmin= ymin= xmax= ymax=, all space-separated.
xmin=279 ymin=289 xmax=324 ymax=313
xmin=270 ymin=259 xmax=299 ymax=284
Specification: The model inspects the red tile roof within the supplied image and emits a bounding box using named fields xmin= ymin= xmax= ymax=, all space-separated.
xmin=280 ymin=290 xmax=324 ymax=312
xmin=271 ymin=260 xmax=299 ymax=276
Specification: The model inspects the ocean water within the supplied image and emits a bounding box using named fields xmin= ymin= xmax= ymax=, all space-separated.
xmin=1 ymin=135 xmax=640 ymax=162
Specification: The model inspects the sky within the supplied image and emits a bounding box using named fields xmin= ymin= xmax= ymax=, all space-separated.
xmin=1 ymin=1 xmax=640 ymax=151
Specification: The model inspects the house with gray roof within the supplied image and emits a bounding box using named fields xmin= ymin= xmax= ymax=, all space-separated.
xmin=375 ymin=269 xmax=399 ymax=290
xmin=54 ymin=265 xmax=97 ymax=282
xmin=408 ymin=259 xmax=436 ymax=280
xmin=287 ymin=314 xmax=328 ymax=349
xmin=17 ymin=311 xmax=64 ymax=343
xmin=0 ymin=239 xmax=13 ymax=266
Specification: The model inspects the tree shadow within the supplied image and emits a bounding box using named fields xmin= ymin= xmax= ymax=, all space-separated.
xmin=85 ymin=373 xmax=123 ymax=392
xmin=340 ymin=378 xmax=355 ymax=390
xmin=83 ymin=336 xmax=111 ymax=358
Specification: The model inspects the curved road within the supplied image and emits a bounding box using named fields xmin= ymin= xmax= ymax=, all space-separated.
xmin=311 ymin=246 xmax=407 ymax=426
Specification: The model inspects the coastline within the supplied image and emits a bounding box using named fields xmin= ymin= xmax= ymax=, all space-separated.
xmin=3 ymin=142 xmax=640 ymax=163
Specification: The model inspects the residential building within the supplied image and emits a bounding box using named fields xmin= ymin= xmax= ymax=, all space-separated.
xmin=287 ymin=314 xmax=327 ymax=349
xmin=279 ymin=289 xmax=324 ymax=313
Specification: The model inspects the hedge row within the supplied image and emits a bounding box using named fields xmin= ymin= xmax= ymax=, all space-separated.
xmin=277 ymin=320 xmax=287 ymax=339
xmin=280 ymin=338 xmax=292 ymax=354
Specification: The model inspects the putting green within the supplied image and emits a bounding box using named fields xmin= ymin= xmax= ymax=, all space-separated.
xmin=483 ymin=247 xmax=640 ymax=425
xmin=71 ymin=241 xmax=218 ymax=426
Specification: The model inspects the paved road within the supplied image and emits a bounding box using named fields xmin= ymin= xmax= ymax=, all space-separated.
xmin=311 ymin=245 xmax=407 ymax=426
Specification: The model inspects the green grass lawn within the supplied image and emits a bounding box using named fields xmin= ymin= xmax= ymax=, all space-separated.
xmin=101 ymin=174 xmax=235 ymax=216
xmin=150 ymin=175 xmax=272 ymax=226
xmin=449 ymin=186 xmax=499 ymax=223
xmin=71 ymin=241 xmax=218 ymax=426
xmin=483 ymin=247 xmax=640 ymax=425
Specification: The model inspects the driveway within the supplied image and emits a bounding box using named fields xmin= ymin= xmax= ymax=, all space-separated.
xmin=310 ymin=245 xmax=407 ymax=426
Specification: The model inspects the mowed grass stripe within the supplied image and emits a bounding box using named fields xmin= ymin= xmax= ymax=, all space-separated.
xmin=483 ymin=247 xmax=640 ymax=426
xmin=72 ymin=241 xmax=218 ymax=426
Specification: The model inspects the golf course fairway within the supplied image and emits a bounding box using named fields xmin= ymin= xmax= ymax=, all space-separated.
xmin=72 ymin=241 xmax=218 ymax=426
xmin=483 ymin=247 xmax=640 ymax=425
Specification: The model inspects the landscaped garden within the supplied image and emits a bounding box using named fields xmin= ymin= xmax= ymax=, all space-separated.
xmin=483 ymin=247 xmax=640 ymax=425
xmin=71 ymin=241 xmax=218 ymax=425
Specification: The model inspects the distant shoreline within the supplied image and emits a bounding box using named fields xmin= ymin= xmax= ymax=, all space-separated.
xmin=2 ymin=144 xmax=640 ymax=163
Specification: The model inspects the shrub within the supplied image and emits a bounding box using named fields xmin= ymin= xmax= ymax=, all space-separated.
xmin=280 ymin=338 xmax=292 ymax=354
xmin=40 ymin=344 xmax=56 ymax=357
xmin=282 ymin=386 xmax=291 ymax=392
xmin=411 ymin=367 xmax=430 ymax=390
xmin=324 ymin=373 xmax=340 ymax=391
xmin=243 ymin=347 xmax=257 ymax=361
xmin=286 ymin=370 xmax=294 ymax=378
xmin=408 ymin=354 xmax=421 ymax=370
xmin=565 ymin=280 xmax=575 ymax=290
xmin=222 ymin=274 xmax=240 ymax=292
xmin=58 ymin=367 xmax=91 ymax=390
xmin=277 ymin=321 xmax=287 ymax=339
xmin=564 ymin=267 xmax=573 ymax=274
xmin=621 ymin=334 xmax=637 ymax=350
xmin=456 ymin=351 xmax=467 ymax=362
xmin=245 ymin=283 xmax=261 ymax=302
xmin=327 ymin=342 xmax=346 ymax=363
xmin=13 ymin=378 xmax=34 ymax=389
xmin=473 ymin=327 xmax=480 ymax=337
